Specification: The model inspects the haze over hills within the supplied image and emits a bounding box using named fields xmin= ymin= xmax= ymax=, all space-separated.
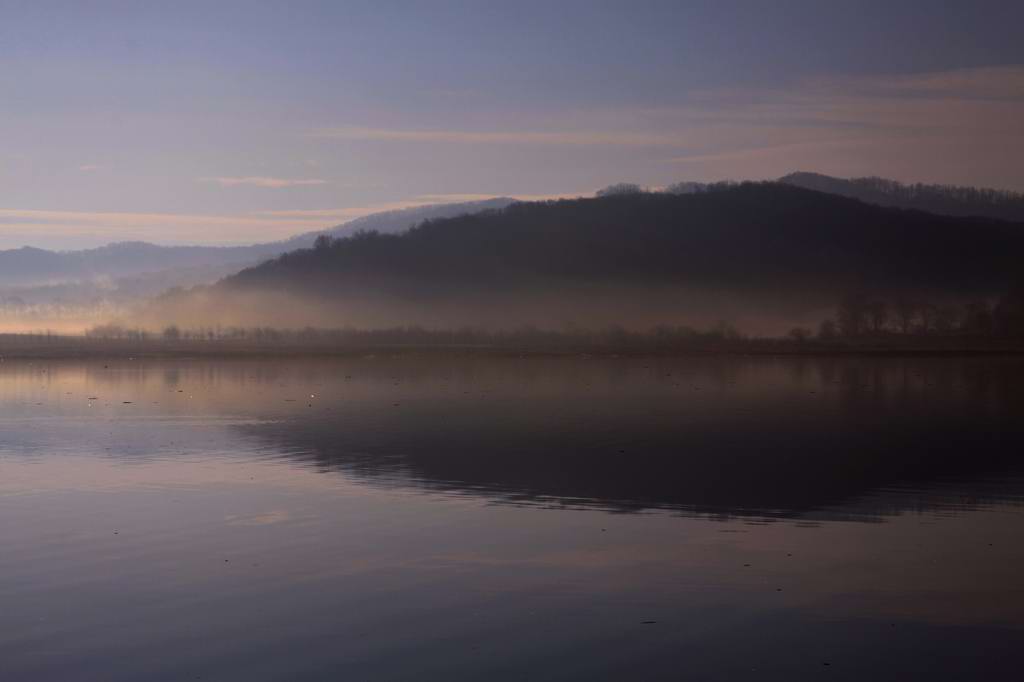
xmin=0 ymin=197 xmax=515 ymax=290
xmin=9 ymin=176 xmax=1024 ymax=334
xmin=0 ymin=198 xmax=515 ymax=332
xmin=0 ymin=197 xmax=514 ymax=332
xmin=6 ymin=172 xmax=1021 ymax=295
xmin=148 ymin=183 xmax=1024 ymax=333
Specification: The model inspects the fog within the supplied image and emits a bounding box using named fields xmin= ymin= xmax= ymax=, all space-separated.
xmin=125 ymin=283 xmax=835 ymax=338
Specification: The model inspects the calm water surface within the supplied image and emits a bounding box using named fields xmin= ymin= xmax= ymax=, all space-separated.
xmin=1 ymin=356 xmax=1023 ymax=680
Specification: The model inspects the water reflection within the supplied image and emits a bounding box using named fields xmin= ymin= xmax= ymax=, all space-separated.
xmin=3 ymin=356 xmax=1024 ymax=520
xmin=1 ymin=357 xmax=1023 ymax=681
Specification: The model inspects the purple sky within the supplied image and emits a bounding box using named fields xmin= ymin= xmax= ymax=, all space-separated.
xmin=2 ymin=0 xmax=1023 ymax=249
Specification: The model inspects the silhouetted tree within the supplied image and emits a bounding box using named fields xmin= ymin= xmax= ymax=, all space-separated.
xmin=868 ymin=300 xmax=889 ymax=334
xmin=788 ymin=327 xmax=811 ymax=342
xmin=893 ymin=299 xmax=918 ymax=334
xmin=596 ymin=183 xmax=644 ymax=197
xmin=663 ymin=181 xmax=705 ymax=195
xmin=918 ymin=303 xmax=939 ymax=334
xmin=933 ymin=304 xmax=961 ymax=333
xmin=706 ymin=321 xmax=741 ymax=341
xmin=962 ymin=300 xmax=994 ymax=335
xmin=837 ymin=294 xmax=869 ymax=337
xmin=781 ymin=172 xmax=1024 ymax=222
xmin=994 ymin=285 xmax=1024 ymax=336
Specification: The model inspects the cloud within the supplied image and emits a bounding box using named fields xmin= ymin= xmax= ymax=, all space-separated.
xmin=0 ymin=206 xmax=377 ymax=241
xmin=78 ymin=164 xmax=101 ymax=172
xmin=691 ymin=66 xmax=1024 ymax=135
xmin=308 ymin=66 xmax=1024 ymax=190
xmin=848 ymin=66 xmax=1024 ymax=101
xmin=6 ymin=65 xmax=1022 ymax=249
xmin=313 ymin=126 xmax=694 ymax=147
xmin=0 ymin=207 xmax=331 ymax=246
xmin=0 ymin=191 xmax=589 ymax=249
xmin=251 ymin=197 xmax=501 ymax=221
xmin=651 ymin=66 xmax=1024 ymax=187
xmin=664 ymin=139 xmax=871 ymax=165
xmin=199 ymin=176 xmax=328 ymax=188
xmin=0 ymin=189 xmax=599 ymax=249
xmin=251 ymin=192 xmax=586 ymax=220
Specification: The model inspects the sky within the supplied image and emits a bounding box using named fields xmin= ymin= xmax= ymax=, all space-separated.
xmin=2 ymin=0 xmax=1023 ymax=250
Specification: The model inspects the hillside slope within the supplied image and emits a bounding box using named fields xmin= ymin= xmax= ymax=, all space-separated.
xmin=227 ymin=183 xmax=1022 ymax=296
xmin=780 ymin=172 xmax=1024 ymax=222
xmin=152 ymin=183 xmax=1024 ymax=331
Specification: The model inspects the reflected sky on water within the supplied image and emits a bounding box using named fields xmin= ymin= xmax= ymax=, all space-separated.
xmin=1 ymin=356 xmax=1023 ymax=680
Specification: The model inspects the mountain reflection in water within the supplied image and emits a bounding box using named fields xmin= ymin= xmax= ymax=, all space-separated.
xmin=232 ymin=356 xmax=1024 ymax=520
xmin=1 ymin=356 xmax=1022 ymax=681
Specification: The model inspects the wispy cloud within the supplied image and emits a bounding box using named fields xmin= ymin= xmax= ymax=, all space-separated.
xmin=252 ymin=192 xmax=585 ymax=220
xmin=654 ymin=66 xmax=1024 ymax=186
xmin=78 ymin=164 xmax=102 ymax=172
xmin=0 ymin=207 xmax=327 ymax=245
xmin=308 ymin=66 xmax=1024 ymax=189
xmin=663 ymin=139 xmax=872 ymax=166
xmin=313 ymin=126 xmax=694 ymax=147
xmin=0 ymin=191 xmax=587 ymax=249
xmin=199 ymin=176 xmax=328 ymax=188
xmin=846 ymin=65 xmax=1024 ymax=101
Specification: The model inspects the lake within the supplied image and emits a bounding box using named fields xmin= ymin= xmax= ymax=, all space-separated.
xmin=1 ymin=355 xmax=1022 ymax=680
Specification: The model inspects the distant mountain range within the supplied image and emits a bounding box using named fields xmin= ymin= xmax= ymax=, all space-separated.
xmin=151 ymin=183 xmax=1024 ymax=331
xmin=7 ymin=173 xmax=1022 ymax=295
xmin=0 ymin=198 xmax=514 ymax=301
xmin=8 ymin=174 xmax=1024 ymax=332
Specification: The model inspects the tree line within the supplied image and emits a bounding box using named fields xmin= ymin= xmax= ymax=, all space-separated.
xmin=83 ymin=322 xmax=747 ymax=349
xmin=806 ymin=289 xmax=1024 ymax=340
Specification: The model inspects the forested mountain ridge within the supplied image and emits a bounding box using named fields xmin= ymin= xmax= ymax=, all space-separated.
xmin=221 ymin=182 xmax=1024 ymax=299
xmin=779 ymin=172 xmax=1024 ymax=222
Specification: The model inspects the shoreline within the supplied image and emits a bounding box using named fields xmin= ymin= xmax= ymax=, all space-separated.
xmin=3 ymin=338 xmax=1024 ymax=360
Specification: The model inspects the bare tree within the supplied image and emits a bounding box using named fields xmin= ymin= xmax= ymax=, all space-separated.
xmin=934 ymin=304 xmax=961 ymax=333
xmin=818 ymin=319 xmax=838 ymax=340
xmin=596 ymin=183 xmax=644 ymax=197
xmin=963 ymin=301 xmax=993 ymax=334
xmin=788 ymin=327 xmax=811 ymax=342
xmin=868 ymin=300 xmax=889 ymax=334
xmin=894 ymin=299 xmax=917 ymax=334
xmin=918 ymin=303 xmax=939 ymax=334
xmin=837 ymin=294 xmax=869 ymax=337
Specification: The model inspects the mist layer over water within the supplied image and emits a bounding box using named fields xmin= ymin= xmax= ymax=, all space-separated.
xmin=1 ymin=356 xmax=1023 ymax=680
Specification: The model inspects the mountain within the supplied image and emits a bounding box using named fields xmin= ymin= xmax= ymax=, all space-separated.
xmin=325 ymin=198 xmax=514 ymax=241
xmin=151 ymin=183 xmax=1024 ymax=331
xmin=779 ymin=172 xmax=1024 ymax=222
xmin=0 ymin=198 xmax=515 ymax=290
xmin=0 ymin=198 xmax=515 ymax=291
xmin=0 ymin=242 xmax=276 ymax=289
